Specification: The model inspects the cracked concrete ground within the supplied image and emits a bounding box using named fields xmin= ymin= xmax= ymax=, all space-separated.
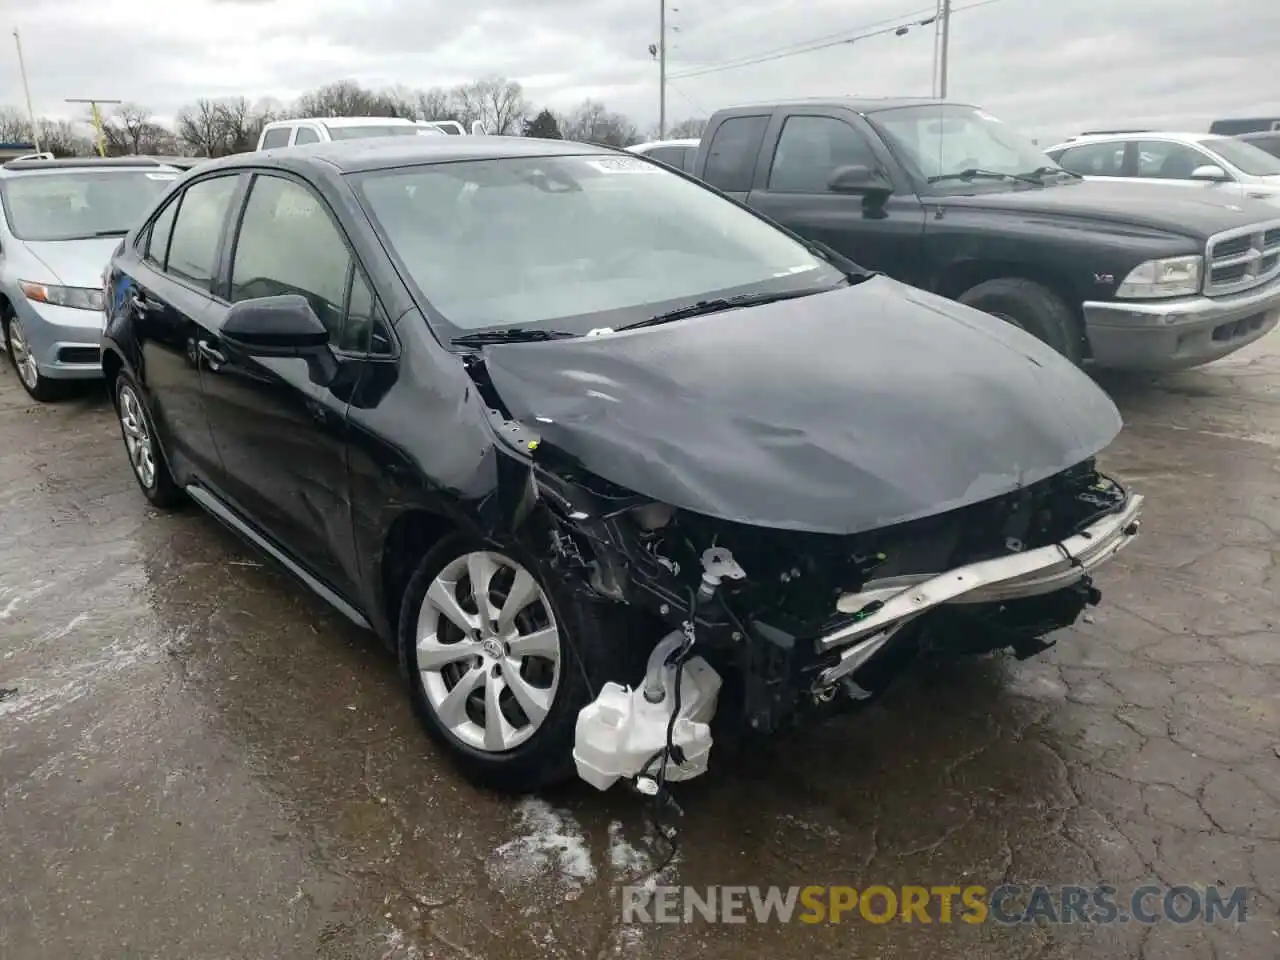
xmin=2 ymin=336 xmax=1279 ymax=960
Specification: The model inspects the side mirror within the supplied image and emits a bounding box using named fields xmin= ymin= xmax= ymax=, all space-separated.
xmin=1190 ymin=164 xmax=1230 ymax=182
xmin=827 ymin=164 xmax=893 ymax=196
xmin=222 ymin=294 xmax=330 ymax=356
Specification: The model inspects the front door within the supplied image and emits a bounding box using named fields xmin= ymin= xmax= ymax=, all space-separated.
xmin=746 ymin=113 xmax=927 ymax=284
xmin=198 ymin=172 xmax=364 ymax=596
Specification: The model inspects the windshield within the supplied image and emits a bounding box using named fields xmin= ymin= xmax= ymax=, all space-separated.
xmin=869 ymin=104 xmax=1061 ymax=191
xmin=324 ymin=124 xmax=422 ymax=141
xmin=1203 ymin=137 xmax=1280 ymax=177
xmin=354 ymin=154 xmax=845 ymax=335
xmin=0 ymin=169 xmax=177 ymax=241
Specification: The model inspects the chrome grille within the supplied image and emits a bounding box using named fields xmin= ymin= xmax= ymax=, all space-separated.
xmin=1204 ymin=218 xmax=1280 ymax=296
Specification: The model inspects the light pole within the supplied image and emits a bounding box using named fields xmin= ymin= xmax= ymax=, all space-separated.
xmin=65 ymin=98 xmax=121 ymax=157
xmin=658 ymin=0 xmax=667 ymax=139
xmin=938 ymin=0 xmax=952 ymax=99
xmin=12 ymin=28 xmax=41 ymax=154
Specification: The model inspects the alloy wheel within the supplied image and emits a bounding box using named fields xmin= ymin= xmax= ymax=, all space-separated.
xmin=415 ymin=550 xmax=562 ymax=753
xmin=7 ymin=316 xmax=40 ymax=391
xmin=118 ymin=384 xmax=157 ymax=489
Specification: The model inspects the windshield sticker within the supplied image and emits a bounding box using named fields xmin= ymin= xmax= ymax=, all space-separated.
xmin=585 ymin=157 xmax=660 ymax=174
xmin=145 ymin=172 xmax=179 ymax=180
xmin=772 ymin=264 xmax=819 ymax=277
xmin=973 ymin=110 xmax=1004 ymax=123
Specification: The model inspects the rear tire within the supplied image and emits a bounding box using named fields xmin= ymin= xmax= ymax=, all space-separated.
xmin=114 ymin=370 xmax=185 ymax=509
xmin=3 ymin=309 xmax=69 ymax=402
xmin=957 ymin=278 xmax=1083 ymax=364
xmin=399 ymin=533 xmax=630 ymax=793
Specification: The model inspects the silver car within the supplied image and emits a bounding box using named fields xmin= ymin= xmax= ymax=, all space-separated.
xmin=0 ymin=156 xmax=181 ymax=401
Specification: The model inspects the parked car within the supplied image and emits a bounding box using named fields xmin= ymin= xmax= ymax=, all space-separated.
xmin=0 ymin=156 xmax=181 ymax=401
xmin=255 ymin=116 xmax=444 ymax=151
xmin=1045 ymin=131 xmax=1280 ymax=205
xmin=688 ymin=99 xmax=1280 ymax=371
xmin=417 ymin=120 xmax=487 ymax=136
xmin=102 ymin=137 xmax=1143 ymax=794
xmin=1236 ymin=131 xmax=1280 ymax=161
xmin=626 ymin=138 xmax=700 ymax=173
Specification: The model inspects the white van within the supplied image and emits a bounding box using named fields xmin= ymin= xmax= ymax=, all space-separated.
xmin=256 ymin=116 xmax=444 ymax=151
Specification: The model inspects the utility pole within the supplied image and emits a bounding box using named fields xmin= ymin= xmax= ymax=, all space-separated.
xmin=938 ymin=0 xmax=952 ymax=99
xmin=65 ymin=97 xmax=121 ymax=157
xmin=658 ymin=0 xmax=667 ymax=140
xmin=12 ymin=28 xmax=41 ymax=154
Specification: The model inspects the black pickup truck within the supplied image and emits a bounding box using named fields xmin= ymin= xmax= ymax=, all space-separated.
xmin=689 ymin=99 xmax=1280 ymax=370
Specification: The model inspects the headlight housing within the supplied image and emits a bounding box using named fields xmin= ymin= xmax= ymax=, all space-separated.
xmin=1115 ymin=256 xmax=1203 ymax=299
xmin=19 ymin=280 xmax=105 ymax=312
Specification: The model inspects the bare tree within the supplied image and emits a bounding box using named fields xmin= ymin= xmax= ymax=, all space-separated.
xmin=559 ymin=99 xmax=640 ymax=147
xmin=176 ymin=99 xmax=226 ymax=156
xmin=0 ymin=106 xmax=32 ymax=144
xmin=668 ymin=117 xmax=707 ymax=139
xmin=414 ymin=87 xmax=456 ymax=122
xmin=294 ymin=80 xmax=394 ymax=118
xmin=452 ymin=76 xmax=527 ymax=135
xmin=105 ymin=102 xmax=155 ymax=154
xmin=35 ymin=119 xmax=89 ymax=157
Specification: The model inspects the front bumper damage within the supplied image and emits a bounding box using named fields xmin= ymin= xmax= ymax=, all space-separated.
xmin=569 ymin=485 xmax=1144 ymax=792
xmin=815 ymin=490 xmax=1144 ymax=689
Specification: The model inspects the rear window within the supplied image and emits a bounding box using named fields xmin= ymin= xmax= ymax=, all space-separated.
xmin=323 ymin=124 xmax=421 ymax=141
xmin=0 ymin=169 xmax=178 ymax=241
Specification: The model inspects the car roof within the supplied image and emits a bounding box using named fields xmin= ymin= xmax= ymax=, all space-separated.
xmin=1049 ymin=131 xmax=1219 ymax=150
xmin=719 ymin=96 xmax=968 ymax=115
xmin=195 ymin=135 xmax=622 ymax=176
xmin=0 ymin=156 xmax=181 ymax=176
xmin=629 ymin=139 xmax=700 ymax=151
xmin=270 ymin=116 xmax=419 ymax=128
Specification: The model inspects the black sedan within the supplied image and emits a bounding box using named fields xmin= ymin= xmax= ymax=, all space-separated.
xmin=102 ymin=137 xmax=1143 ymax=794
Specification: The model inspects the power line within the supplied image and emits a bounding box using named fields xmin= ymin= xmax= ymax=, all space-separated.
xmin=667 ymin=0 xmax=1006 ymax=81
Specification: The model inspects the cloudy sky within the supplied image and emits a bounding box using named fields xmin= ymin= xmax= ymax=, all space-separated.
xmin=4 ymin=0 xmax=1278 ymax=142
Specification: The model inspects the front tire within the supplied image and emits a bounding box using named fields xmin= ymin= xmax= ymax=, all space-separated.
xmin=3 ymin=309 xmax=67 ymax=402
xmin=114 ymin=371 xmax=184 ymax=508
xmin=399 ymin=534 xmax=627 ymax=792
xmin=957 ymin=278 xmax=1084 ymax=364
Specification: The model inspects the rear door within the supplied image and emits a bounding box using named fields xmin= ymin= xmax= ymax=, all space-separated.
xmin=699 ymin=115 xmax=770 ymax=201
xmin=121 ymin=172 xmax=243 ymax=482
xmin=197 ymin=171 xmax=367 ymax=595
xmin=745 ymin=111 xmax=927 ymax=280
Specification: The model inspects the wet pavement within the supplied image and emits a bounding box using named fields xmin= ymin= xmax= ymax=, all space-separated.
xmin=2 ymin=337 xmax=1279 ymax=960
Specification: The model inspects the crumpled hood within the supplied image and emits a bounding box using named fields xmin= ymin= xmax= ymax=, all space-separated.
xmin=482 ymin=276 xmax=1123 ymax=534
xmin=22 ymin=238 xmax=121 ymax=287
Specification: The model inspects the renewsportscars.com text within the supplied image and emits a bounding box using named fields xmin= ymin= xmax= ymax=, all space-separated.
xmin=620 ymin=884 xmax=1249 ymax=926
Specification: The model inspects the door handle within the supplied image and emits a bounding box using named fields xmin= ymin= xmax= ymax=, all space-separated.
xmin=129 ymin=293 xmax=155 ymax=313
xmin=196 ymin=340 xmax=226 ymax=368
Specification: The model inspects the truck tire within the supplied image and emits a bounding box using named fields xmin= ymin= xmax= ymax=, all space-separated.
xmin=398 ymin=533 xmax=634 ymax=793
xmin=957 ymin=278 xmax=1083 ymax=364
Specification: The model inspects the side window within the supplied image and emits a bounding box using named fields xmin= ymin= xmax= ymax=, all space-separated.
xmin=230 ymin=174 xmax=351 ymax=340
xmin=293 ymin=127 xmax=321 ymax=145
xmin=145 ymin=197 xmax=179 ymax=266
xmin=703 ymin=115 xmax=769 ymax=192
xmin=768 ymin=116 xmax=880 ymax=193
xmin=1058 ymin=142 xmax=1126 ymax=176
xmin=261 ymin=127 xmax=291 ymax=149
xmin=1135 ymin=141 xmax=1219 ymax=180
xmin=645 ymin=146 xmax=683 ymax=169
xmin=166 ymin=175 xmax=239 ymax=292
xmin=339 ymin=269 xmax=393 ymax=355
xmin=679 ymin=147 xmax=697 ymax=172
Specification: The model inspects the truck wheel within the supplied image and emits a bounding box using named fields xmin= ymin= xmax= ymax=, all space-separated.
xmin=957 ymin=278 xmax=1083 ymax=364
xmin=399 ymin=534 xmax=632 ymax=793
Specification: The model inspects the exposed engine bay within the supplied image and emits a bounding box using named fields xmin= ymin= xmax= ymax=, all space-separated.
xmin=481 ymin=397 xmax=1142 ymax=795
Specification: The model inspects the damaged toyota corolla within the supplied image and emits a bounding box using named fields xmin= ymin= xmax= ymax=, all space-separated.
xmin=102 ymin=137 xmax=1143 ymax=795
